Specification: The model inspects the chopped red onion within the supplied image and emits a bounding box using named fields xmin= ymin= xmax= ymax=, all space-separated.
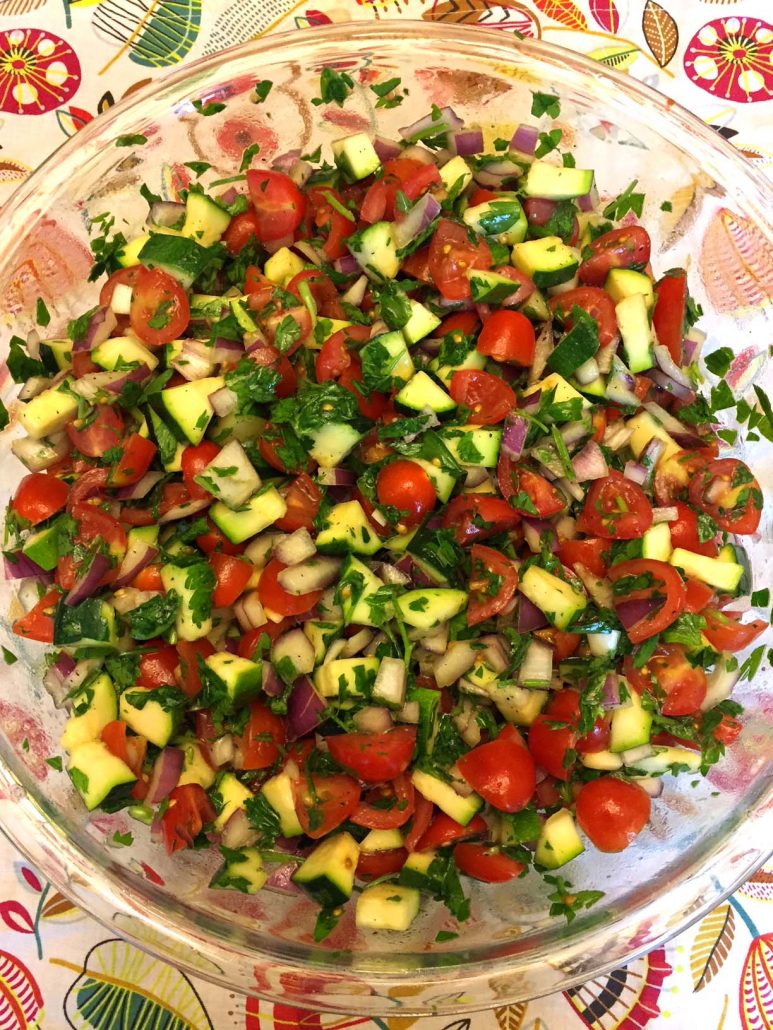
xmin=103 ymin=365 xmax=151 ymax=395
xmin=522 ymin=517 xmax=556 ymax=555
xmin=264 ymin=234 xmax=293 ymax=256
xmin=288 ymin=159 xmax=313 ymax=188
xmin=501 ymin=414 xmax=529 ymax=460
xmin=648 ymin=368 xmax=694 ymax=402
xmin=517 ymin=595 xmax=549 ymax=632
xmin=528 ymin=323 xmax=554 ymax=385
xmin=286 ymin=675 xmax=326 ymax=740
xmin=574 ymin=357 xmax=600 ymax=386
xmin=653 ymin=344 xmax=692 ymax=390
xmin=352 ymin=706 xmax=393 ymax=734
xmin=452 ymin=130 xmax=484 ymax=156
xmin=55 ymin=653 xmax=76 ymax=679
xmin=400 ymin=145 xmax=437 ymax=166
xmin=652 ymin=506 xmax=679 ymax=524
xmin=615 ymin=598 xmax=658 ymax=632
xmin=262 ymin=662 xmax=284 ymax=698
xmin=210 ymin=386 xmax=238 ymax=418
xmin=112 ymin=541 xmax=159 ymax=590
xmin=292 ymin=240 xmax=324 ymax=267
xmin=399 ymin=106 xmax=462 ymax=142
xmin=265 ymin=862 xmax=302 ymax=894
xmin=606 ymin=357 xmax=640 ymax=407
xmin=341 ymin=275 xmax=368 ymax=307
xmin=26 ymin=328 xmax=41 ymax=361
xmin=642 ymin=401 xmax=702 ymax=443
xmin=146 ymin=747 xmax=184 ymax=805
xmin=316 ymin=467 xmax=356 ymax=487
xmin=148 ymin=201 xmax=185 ymax=228
xmin=12 ymin=432 xmax=71 ymax=473
xmin=374 ymin=136 xmax=403 ymax=163
xmin=221 ymin=808 xmax=258 ymax=849
xmin=158 ymin=496 xmax=211 ymax=523
xmin=601 ymin=673 xmax=630 ymax=710
xmin=217 ymin=186 xmax=240 ymax=207
xmin=271 ymin=148 xmax=301 ymax=173
xmin=171 ymin=339 xmax=215 ymax=382
xmin=576 ymin=182 xmax=600 ymax=213
xmin=333 ymin=254 xmax=360 ymax=277
xmin=65 ymin=553 xmax=112 ymax=606
xmin=623 ymin=461 xmax=648 ymax=486
xmin=632 ymin=777 xmax=664 ymax=798
xmin=116 ymin=471 xmax=165 ymax=502
xmin=210 ymin=337 xmax=243 ymax=363
xmin=18 ymin=376 xmax=53 ymax=402
xmin=571 ymin=441 xmax=608 ymax=482
xmin=392 ymin=193 xmax=441 ymax=250
xmin=4 ymin=553 xmax=48 ymax=580
xmin=510 ymin=123 xmax=539 ymax=155
xmin=560 ymin=420 xmax=590 ymax=447
xmin=72 ymin=307 xmax=117 ymax=353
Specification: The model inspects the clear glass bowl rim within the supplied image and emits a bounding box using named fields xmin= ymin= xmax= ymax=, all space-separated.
xmin=0 ymin=19 xmax=771 ymax=1014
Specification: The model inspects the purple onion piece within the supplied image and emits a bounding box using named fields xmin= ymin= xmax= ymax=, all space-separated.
xmin=653 ymin=344 xmax=693 ymax=390
xmin=218 ymin=186 xmax=240 ymax=207
xmin=265 ymin=861 xmax=302 ymax=894
xmin=104 ymin=365 xmax=151 ymax=395
xmin=65 ymin=553 xmax=113 ymax=606
xmin=146 ymin=747 xmax=184 ymax=806
xmin=452 ymin=129 xmax=484 ymax=156
xmin=210 ymin=386 xmax=238 ymax=418
xmin=399 ymin=105 xmax=462 ymax=142
xmin=517 ymin=595 xmax=549 ymax=632
xmin=211 ymin=337 xmax=244 ymax=364
xmin=4 ymin=553 xmax=48 ymax=580
xmin=264 ymin=234 xmax=293 ymax=256
xmin=601 ymin=673 xmax=627 ymax=710
xmin=648 ymin=368 xmax=694 ymax=402
xmin=158 ymin=497 xmax=211 ymax=524
xmin=510 ymin=123 xmax=539 ymax=155
xmin=615 ymin=598 xmax=658 ymax=632
xmin=517 ymin=390 xmax=541 ymax=411
xmin=286 ymin=675 xmax=326 ymax=740
xmin=115 ymin=471 xmax=165 ymax=502
xmin=316 ymin=467 xmax=356 ymax=488
xmin=262 ymin=663 xmax=284 ymax=698
xmin=333 ymin=254 xmax=360 ymax=277
xmin=112 ymin=542 xmax=158 ymax=591
xmin=501 ymin=414 xmax=529 ymax=461
xmin=55 ymin=653 xmax=76 ymax=678
xmin=392 ymin=193 xmax=441 ymax=251
xmin=271 ymin=149 xmax=301 ymax=173
xmin=374 ymin=136 xmax=403 ymax=163
xmin=571 ymin=441 xmax=608 ymax=482
xmin=72 ymin=307 xmax=118 ymax=354
xmin=623 ymin=461 xmax=648 ymax=486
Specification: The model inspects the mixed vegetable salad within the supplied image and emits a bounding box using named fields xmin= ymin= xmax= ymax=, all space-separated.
xmin=2 ymin=70 xmax=769 ymax=940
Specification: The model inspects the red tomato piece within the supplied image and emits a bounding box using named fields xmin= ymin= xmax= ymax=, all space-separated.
xmin=351 ymin=773 xmax=415 ymax=830
xmin=356 ymin=848 xmax=408 ymax=881
xmin=130 ymin=266 xmax=190 ymax=347
xmin=702 ymin=609 xmax=767 ymax=652
xmin=652 ymin=270 xmax=687 ymax=364
xmin=11 ymin=473 xmax=68 ymax=526
xmin=129 ymin=563 xmax=164 ymax=591
xmin=160 ymin=784 xmax=217 ymax=854
xmin=300 ymin=186 xmax=354 ymax=260
xmin=497 ymin=458 xmax=566 ymax=518
xmin=223 ymin=208 xmax=261 ymax=255
xmin=428 ymin=219 xmax=492 ymax=301
xmin=275 ymin=473 xmax=322 ymax=533
xmin=66 ymin=404 xmax=125 ymax=460
xmin=376 ymin=460 xmax=436 ymax=527
xmin=101 ymin=720 xmax=146 ymax=778
xmin=72 ymin=503 xmax=127 ymax=558
xmin=338 ymin=359 xmax=388 ymax=420
xmin=238 ymin=620 xmax=293 ymax=661
xmin=441 ymin=494 xmax=520 ymax=546
xmin=653 ymin=447 xmax=717 ymax=506
xmin=454 ymin=843 xmax=525 ymax=883
xmin=416 ymin=811 xmax=488 ymax=852
xmin=107 ymin=434 xmax=157 ymax=488
xmin=557 ymin=537 xmax=608 ymax=579
xmin=527 ymin=689 xmax=579 ymax=781
xmin=315 ymin=323 xmax=370 ymax=383
xmin=477 ymin=310 xmax=535 ymax=366
xmin=668 ymin=501 xmax=718 ymax=558
xmin=468 ymin=544 xmax=519 ymax=626
xmin=138 ymin=645 xmax=179 ymax=689
xmin=245 ymin=169 xmax=306 ymax=242
xmin=683 ymin=578 xmax=714 ymax=614
xmin=258 ymin=558 xmax=323 ymax=617
xmin=578 ymin=227 xmax=651 ymax=287
xmin=549 ymin=287 xmax=618 ymax=348
xmin=293 ymin=774 xmax=361 ymax=839
xmin=177 ymin=638 xmax=216 ymax=699
xmin=608 ymin=558 xmax=686 ymax=643
xmin=713 ymin=714 xmax=742 ymax=747
xmin=195 ymin=517 xmax=244 ymax=557
xmin=456 ymin=734 xmax=535 ymax=812
xmin=12 ymin=588 xmax=60 ymax=644
xmin=210 ymin=553 xmax=253 ymax=608
xmin=575 ymin=777 xmax=651 ymax=853
xmin=403 ymin=792 xmax=433 ymax=852
xmin=180 ymin=442 xmax=220 ymax=502
xmin=326 ymin=727 xmax=416 ymax=784
xmin=438 ymin=311 xmax=480 ymax=338
xmin=576 ymin=470 xmax=653 ymax=539
xmin=248 ymin=344 xmax=297 ymax=399
xmin=449 ymin=369 xmax=516 ymax=425
xmin=688 ymin=458 xmax=762 ymax=535
xmin=238 ymin=702 xmax=286 ymax=771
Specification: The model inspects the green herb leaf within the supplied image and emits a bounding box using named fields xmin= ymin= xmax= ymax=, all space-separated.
xmin=312 ymin=67 xmax=355 ymax=108
xmin=254 ymin=80 xmax=273 ymax=104
xmin=127 ymin=591 xmax=180 ymax=641
xmin=36 ymin=297 xmax=51 ymax=327
xmin=704 ymin=347 xmax=734 ymax=377
xmin=193 ymin=99 xmax=226 ymax=117
xmin=535 ymin=129 xmax=562 ymax=158
xmin=239 ymin=142 xmax=262 ymax=172
xmin=531 ymin=91 xmax=560 ymax=119
xmin=115 ymin=134 xmax=147 ymax=147
xmin=603 ymin=179 xmax=645 ymax=221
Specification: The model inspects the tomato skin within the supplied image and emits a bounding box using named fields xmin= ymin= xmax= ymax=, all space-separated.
xmin=439 ymin=311 xmax=480 ymax=337
xmin=245 ymin=169 xmax=305 ymax=242
xmin=326 ymin=727 xmax=416 ymax=784
xmin=11 ymin=473 xmax=69 ymax=526
xmin=549 ymin=287 xmax=618 ymax=348
xmin=238 ymin=619 xmax=293 ymax=661
xmin=477 ymin=310 xmax=535 ymax=366
xmin=688 ymin=458 xmax=762 ymax=535
xmin=137 ymin=645 xmax=179 ymax=689
xmin=376 ymin=460 xmax=436 ymax=527
xmin=293 ymin=774 xmax=361 ymax=839
xmin=130 ymin=266 xmax=190 ymax=346
xmin=351 ymin=773 xmax=415 ymax=829
xmin=713 ymin=714 xmax=742 ymax=747
xmin=300 ymin=186 xmax=353 ymax=260
xmin=416 ymin=812 xmax=488 ymax=852
xmin=238 ymin=702 xmax=286 ymax=770
xmin=428 ymin=219 xmax=491 ymax=301
xmin=652 ymin=271 xmax=687 ymax=364
xmin=258 ymin=558 xmax=323 ymax=617
xmin=608 ymin=558 xmax=686 ymax=643
xmin=450 ymin=369 xmax=516 ymax=425
xmin=404 ymin=792 xmax=433 ymax=852
xmin=576 ymin=470 xmax=653 ymax=539
xmin=275 ymin=473 xmax=322 ymax=533
xmin=101 ymin=720 xmax=146 ymax=778
xmin=224 ymin=209 xmax=261 ymax=255
xmin=497 ymin=459 xmax=566 ymax=518
xmin=107 ymin=434 xmax=157 ymax=488
xmin=129 ymin=563 xmax=164 ymax=591
xmin=578 ymin=227 xmax=651 ymax=286
xmin=441 ymin=494 xmax=520 ymax=546
xmin=557 ymin=538 xmax=608 ymax=579
xmin=357 ymin=848 xmax=408 ymax=881
xmin=702 ymin=609 xmax=766 ymax=652
xmin=456 ymin=734 xmax=535 ymax=812
xmin=66 ymin=405 xmax=125 ymax=459
xmin=160 ymin=784 xmax=217 ymax=855
xmin=468 ymin=544 xmax=519 ymax=626
xmin=654 ymin=447 xmax=716 ymax=506
xmin=209 ymin=553 xmax=253 ymax=608
xmin=668 ymin=501 xmax=717 ymax=558
xmin=575 ymin=777 xmax=651 ymax=853
xmin=180 ymin=442 xmax=220 ymax=502
xmin=339 ymin=359 xmax=388 ymax=420
xmin=527 ymin=701 xmax=577 ymax=781
xmin=454 ymin=843 xmax=525 ymax=883
xmin=683 ymin=578 xmax=714 ymax=614
xmin=12 ymin=588 xmax=61 ymax=644
xmin=73 ymin=503 xmax=127 ymax=558
xmin=99 ymin=266 xmax=140 ymax=308
xmin=195 ymin=517 xmax=244 ymax=557
xmin=176 ymin=638 xmax=216 ymax=699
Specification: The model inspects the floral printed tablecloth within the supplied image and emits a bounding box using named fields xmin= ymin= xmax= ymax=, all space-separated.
xmin=0 ymin=1 xmax=771 ymax=1028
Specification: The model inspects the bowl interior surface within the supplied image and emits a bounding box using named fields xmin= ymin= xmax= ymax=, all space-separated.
xmin=0 ymin=21 xmax=771 ymax=1014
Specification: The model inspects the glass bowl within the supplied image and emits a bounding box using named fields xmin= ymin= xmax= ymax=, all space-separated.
xmin=0 ymin=21 xmax=771 ymax=1016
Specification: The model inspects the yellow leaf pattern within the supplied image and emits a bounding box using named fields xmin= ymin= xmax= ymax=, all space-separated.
xmin=691 ymin=904 xmax=736 ymax=992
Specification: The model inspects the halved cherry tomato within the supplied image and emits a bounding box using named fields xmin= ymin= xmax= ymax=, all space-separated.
xmin=258 ymin=558 xmax=323 ymax=616
xmin=245 ymin=169 xmax=305 ymax=242
xmin=238 ymin=619 xmax=293 ymax=661
xmin=438 ymin=311 xmax=480 ymax=338
xmin=576 ymin=470 xmax=652 ymax=539
xmin=428 ymin=219 xmax=491 ymax=301
xmin=608 ymin=558 xmax=686 ymax=643
xmin=688 ymin=458 xmax=762 ymax=535
xmin=450 ymin=369 xmax=516 ymax=425
xmin=275 ymin=473 xmax=322 ymax=533
xmin=356 ymin=848 xmax=408 ymax=881
xmin=238 ymin=702 xmax=286 ymax=771
xmin=653 ymin=447 xmax=717 ymax=506
xmin=176 ymin=638 xmax=216 ymax=699
xmin=180 ymin=441 xmax=220 ymax=503
xmin=107 ymin=434 xmax=157 ymax=488
xmin=403 ymin=792 xmax=433 ymax=852
xmin=557 ymin=537 xmax=608 ymax=578
xmin=668 ymin=501 xmax=717 ymax=557
xmin=351 ymin=773 xmax=415 ymax=829
xmin=338 ymin=358 xmax=388 ymax=420
xmin=293 ymin=774 xmax=361 ymax=839
xmin=702 ymin=609 xmax=766 ymax=652
xmin=287 ymin=269 xmax=340 ymax=318
xmin=327 ymin=727 xmax=416 ymax=784
xmin=101 ymin=720 xmax=146 ymax=778
xmin=468 ymin=544 xmax=519 ymax=626
xmin=99 ymin=266 xmax=141 ymax=309
xmin=497 ymin=459 xmax=565 ymax=518
xmin=457 ymin=733 xmax=535 ymax=812
xmin=210 ymin=553 xmax=253 ymax=608
xmin=527 ymin=689 xmax=580 ymax=781
xmin=12 ymin=588 xmax=61 ymax=644
xmin=160 ymin=784 xmax=217 ymax=855
xmin=441 ymin=494 xmax=520 ymax=546
xmin=578 ymin=227 xmax=651 ymax=286
xmin=624 ymin=643 xmax=706 ymax=716
xmin=376 ymin=459 xmax=436 ymax=527
xmin=477 ymin=310 xmax=535 ymax=366
xmin=11 ymin=473 xmax=68 ymax=526
xmin=301 ymin=186 xmax=354 ymax=260
xmin=652 ymin=270 xmax=687 ymax=364
xmin=195 ymin=517 xmax=244 ymax=557
xmin=223 ymin=208 xmax=261 ymax=255
xmin=683 ymin=579 xmax=714 ymax=614
xmin=575 ymin=777 xmax=651 ymax=852
xmin=454 ymin=843 xmax=525 ymax=883
xmin=316 ymin=323 xmax=371 ymax=382
xmin=138 ymin=645 xmax=179 ymax=689
xmin=248 ymin=345 xmax=297 ymax=399
xmin=416 ymin=812 xmax=488 ymax=852
xmin=130 ymin=266 xmax=190 ymax=347
xmin=549 ymin=287 xmax=618 ymax=348
xmin=66 ymin=404 xmax=125 ymax=459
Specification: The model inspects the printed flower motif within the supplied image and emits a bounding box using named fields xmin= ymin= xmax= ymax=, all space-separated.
xmin=684 ymin=17 xmax=773 ymax=103
xmin=0 ymin=27 xmax=81 ymax=115
xmin=0 ymin=950 xmax=43 ymax=1029
xmin=565 ymin=947 xmax=672 ymax=1028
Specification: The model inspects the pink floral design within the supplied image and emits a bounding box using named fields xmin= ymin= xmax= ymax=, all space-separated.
xmin=0 ymin=27 xmax=81 ymax=115
xmin=0 ymin=950 xmax=43 ymax=1029
xmin=684 ymin=17 xmax=773 ymax=103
